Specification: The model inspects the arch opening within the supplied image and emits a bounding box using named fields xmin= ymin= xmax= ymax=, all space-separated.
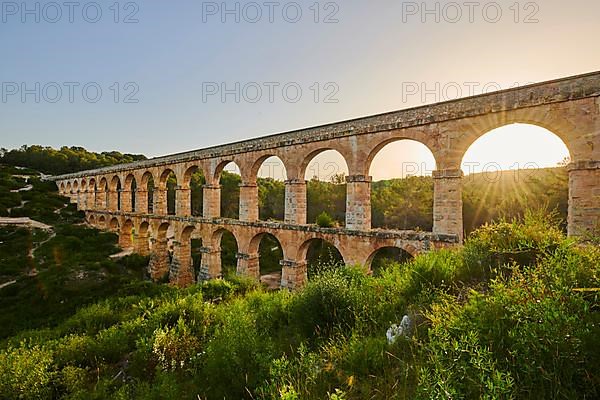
xmin=141 ymin=172 xmax=155 ymax=214
xmin=120 ymin=219 xmax=134 ymax=250
xmin=460 ymin=123 xmax=571 ymax=234
xmin=368 ymin=139 xmax=436 ymax=231
xmin=213 ymin=228 xmax=238 ymax=278
xmin=88 ymin=178 xmax=97 ymax=208
xmin=367 ymin=247 xmax=414 ymax=275
xmin=301 ymin=238 xmax=344 ymax=278
xmin=303 ymin=150 xmax=348 ymax=227
xmin=251 ymin=233 xmax=284 ymax=289
xmin=110 ymin=176 xmax=122 ymax=211
xmin=218 ymin=162 xmax=241 ymax=219
xmin=138 ymin=221 xmax=152 ymax=253
xmin=184 ymin=165 xmax=206 ymax=217
xmin=109 ymin=217 xmax=119 ymax=232
xmin=257 ymin=156 xmax=287 ymax=222
xmin=159 ymin=169 xmax=178 ymax=216
xmin=99 ymin=178 xmax=108 ymax=209
xmin=125 ymin=174 xmax=137 ymax=212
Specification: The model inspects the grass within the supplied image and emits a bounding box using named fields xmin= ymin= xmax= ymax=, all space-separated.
xmin=0 ymin=165 xmax=151 ymax=338
xmin=0 ymin=211 xmax=598 ymax=399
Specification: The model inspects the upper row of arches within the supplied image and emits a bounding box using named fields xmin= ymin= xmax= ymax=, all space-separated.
xmin=61 ymin=123 xmax=573 ymax=194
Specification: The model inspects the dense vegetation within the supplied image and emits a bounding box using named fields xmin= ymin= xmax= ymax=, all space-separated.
xmin=0 ymin=146 xmax=146 ymax=175
xmin=0 ymin=146 xmax=592 ymax=399
xmin=1 ymin=210 xmax=598 ymax=399
xmin=0 ymin=166 xmax=151 ymax=338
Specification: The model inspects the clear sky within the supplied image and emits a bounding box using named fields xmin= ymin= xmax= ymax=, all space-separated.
xmin=1 ymin=0 xmax=597 ymax=179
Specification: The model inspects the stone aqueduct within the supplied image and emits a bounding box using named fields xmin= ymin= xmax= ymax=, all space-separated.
xmin=53 ymin=72 xmax=600 ymax=289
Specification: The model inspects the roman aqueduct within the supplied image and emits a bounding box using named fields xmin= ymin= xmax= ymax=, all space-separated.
xmin=53 ymin=71 xmax=600 ymax=289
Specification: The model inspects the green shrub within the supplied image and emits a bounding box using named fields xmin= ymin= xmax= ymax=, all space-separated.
xmin=203 ymin=301 xmax=275 ymax=399
xmin=417 ymin=329 xmax=515 ymax=399
xmin=152 ymin=317 xmax=202 ymax=372
xmin=60 ymin=365 xmax=89 ymax=395
xmin=289 ymin=266 xmax=372 ymax=339
xmin=0 ymin=345 xmax=55 ymax=399
xmin=316 ymin=211 xmax=335 ymax=228
xmin=201 ymin=279 xmax=235 ymax=301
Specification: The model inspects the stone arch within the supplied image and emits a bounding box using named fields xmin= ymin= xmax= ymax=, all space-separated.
xmin=215 ymin=161 xmax=242 ymax=219
xmin=97 ymin=215 xmax=106 ymax=229
xmin=459 ymin=123 xmax=572 ymax=234
xmin=253 ymin=155 xmax=287 ymax=221
xmin=88 ymin=214 xmax=96 ymax=226
xmin=460 ymin=123 xmax=572 ymax=172
xmin=301 ymin=148 xmax=350 ymax=181
xmin=140 ymin=171 xmax=155 ymax=214
xmin=148 ymin=222 xmax=172 ymax=281
xmin=109 ymin=217 xmax=119 ymax=232
xmin=452 ymin=111 xmax=579 ymax=169
xmin=59 ymin=182 xmax=66 ymax=194
xmin=158 ymin=168 xmax=177 ymax=215
xmin=300 ymin=149 xmax=349 ymax=226
xmin=364 ymin=136 xmax=439 ymax=178
xmin=66 ymin=182 xmax=72 ymax=194
xmin=172 ymin=225 xmax=196 ymax=286
xmin=124 ymin=174 xmax=137 ymax=212
xmin=213 ymin=159 xmax=241 ymax=182
xmin=366 ymin=138 xmax=438 ymax=179
xmin=366 ymin=245 xmax=416 ymax=273
xmin=72 ymin=180 xmax=79 ymax=193
xmin=98 ymin=177 xmax=109 ymax=209
xmin=298 ymin=237 xmax=344 ymax=276
xmin=247 ymin=232 xmax=285 ymax=287
xmin=182 ymin=164 xmax=205 ymax=188
xmin=88 ymin=178 xmax=97 ymax=209
xmin=367 ymin=139 xmax=437 ymax=231
xmin=183 ymin=165 xmax=206 ymax=217
xmin=110 ymin=175 xmax=122 ymax=211
xmin=252 ymin=155 xmax=288 ymax=182
xmin=208 ymin=227 xmax=239 ymax=278
xmin=135 ymin=220 xmax=152 ymax=255
xmin=119 ymin=219 xmax=134 ymax=250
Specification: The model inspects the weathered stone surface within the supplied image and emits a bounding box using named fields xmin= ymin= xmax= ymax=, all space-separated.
xmin=55 ymin=71 xmax=600 ymax=288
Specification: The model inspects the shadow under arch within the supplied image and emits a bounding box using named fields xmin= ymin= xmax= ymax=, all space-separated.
xmin=110 ymin=175 xmax=122 ymax=210
xmin=109 ymin=217 xmax=119 ymax=232
xmin=124 ymin=174 xmax=137 ymax=212
xmin=183 ymin=164 xmax=206 ymax=217
xmin=140 ymin=171 xmax=155 ymax=214
xmin=366 ymin=246 xmax=415 ymax=275
xmin=248 ymin=232 xmax=285 ymax=288
xmin=120 ymin=219 xmax=134 ymax=250
xmin=211 ymin=227 xmax=239 ymax=277
xmin=88 ymin=178 xmax=97 ymax=207
xmin=298 ymin=237 xmax=344 ymax=278
xmin=158 ymin=168 xmax=177 ymax=215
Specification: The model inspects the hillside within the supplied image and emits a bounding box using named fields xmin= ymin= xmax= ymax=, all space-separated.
xmin=0 ymin=165 xmax=154 ymax=338
xmin=0 ymin=148 xmax=595 ymax=399
xmin=0 ymin=206 xmax=598 ymax=399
